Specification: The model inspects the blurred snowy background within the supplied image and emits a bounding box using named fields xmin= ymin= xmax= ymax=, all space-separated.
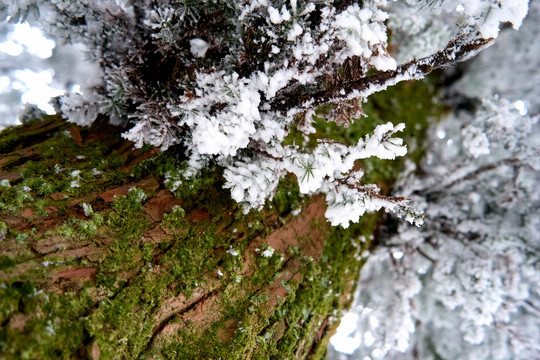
xmin=0 ymin=18 xmax=97 ymax=129
xmin=328 ymin=1 xmax=540 ymax=359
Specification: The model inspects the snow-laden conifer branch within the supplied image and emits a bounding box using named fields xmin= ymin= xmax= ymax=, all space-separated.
xmin=1 ymin=0 xmax=529 ymax=228
xmin=272 ymin=35 xmax=493 ymax=112
xmin=224 ymin=121 xmax=422 ymax=228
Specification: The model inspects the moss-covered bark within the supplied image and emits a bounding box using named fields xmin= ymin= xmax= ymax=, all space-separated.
xmin=0 ymin=77 xmax=443 ymax=359
xmin=0 ymin=117 xmax=376 ymax=359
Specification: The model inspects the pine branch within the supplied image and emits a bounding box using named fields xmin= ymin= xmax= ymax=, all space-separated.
xmin=336 ymin=178 xmax=408 ymax=203
xmin=270 ymin=36 xmax=493 ymax=112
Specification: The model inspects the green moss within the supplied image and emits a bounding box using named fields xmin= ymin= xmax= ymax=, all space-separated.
xmin=103 ymin=169 xmax=130 ymax=187
xmin=0 ymin=72 xmax=443 ymax=359
xmin=0 ymin=130 xmax=20 ymax=154
xmin=0 ymin=126 xmax=144 ymax=212
xmin=262 ymin=220 xmax=373 ymax=359
xmin=145 ymin=209 xmax=376 ymax=360
xmin=269 ymin=175 xmax=303 ymax=216
xmin=0 ymin=255 xmax=16 ymax=270
xmin=162 ymin=205 xmax=186 ymax=228
xmin=130 ymin=153 xmax=177 ymax=181
xmin=58 ymin=213 xmax=105 ymax=240
xmin=0 ymin=220 xmax=7 ymax=237
xmin=0 ymin=116 xmax=66 ymax=154
xmin=0 ymin=278 xmax=98 ymax=359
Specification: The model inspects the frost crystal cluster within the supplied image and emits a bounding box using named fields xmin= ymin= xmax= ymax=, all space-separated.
xmin=0 ymin=0 xmax=529 ymax=227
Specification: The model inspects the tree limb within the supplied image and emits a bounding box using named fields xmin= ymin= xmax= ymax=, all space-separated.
xmin=270 ymin=36 xmax=493 ymax=112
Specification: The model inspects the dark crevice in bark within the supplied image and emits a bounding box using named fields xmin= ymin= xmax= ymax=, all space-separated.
xmin=144 ymin=284 xmax=225 ymax=353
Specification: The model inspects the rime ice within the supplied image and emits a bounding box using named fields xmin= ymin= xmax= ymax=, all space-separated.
xmin=3 ymin=0 xmax=527 ymax=228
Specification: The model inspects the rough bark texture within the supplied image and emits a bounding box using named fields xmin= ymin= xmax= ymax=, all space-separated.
xmin=0 ymin=117 xmax=374 ymax=359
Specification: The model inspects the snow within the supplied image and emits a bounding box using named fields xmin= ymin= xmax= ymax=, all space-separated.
xmin=259 ymin=246 xmax=275 ymax=257
xmin=462 ymin=127 xmax=490 ymax=158
xmin=0 ymin=22 xmax=55 ymax=58
xmin=474 ymin=0 xmax=529 ymax=38
xmin=189 ymin=38 xmax=209 ymax=58
xmin=267 ymin=5 xmax=291 ymax=24
xmin=226 ymin=246 xmax=239 ymax=256
xmin=287 ymin=22 xmax=303 ymax=41
xmin=333 ymin=4 xmax=396 ymax=70
xmin=13 ymin=69 xmax=64 ymax=114
xmin=330 ymin=313 xmax=363 ymax=355
xmin=81 ymin=202 xmax=93 ymax=217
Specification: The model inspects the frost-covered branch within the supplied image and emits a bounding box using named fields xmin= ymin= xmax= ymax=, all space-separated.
xmin=0 ymin=0 xmax=529 ymax=227
xmin=272 ymin=35 xmax=493 ymax=111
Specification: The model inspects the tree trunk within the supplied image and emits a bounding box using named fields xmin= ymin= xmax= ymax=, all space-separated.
xmin=0 ymin=116 xmax=374 ymax=359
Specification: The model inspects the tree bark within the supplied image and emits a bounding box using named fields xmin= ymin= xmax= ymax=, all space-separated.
xmin=0 ymin=117 xmax=373 ymax=359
